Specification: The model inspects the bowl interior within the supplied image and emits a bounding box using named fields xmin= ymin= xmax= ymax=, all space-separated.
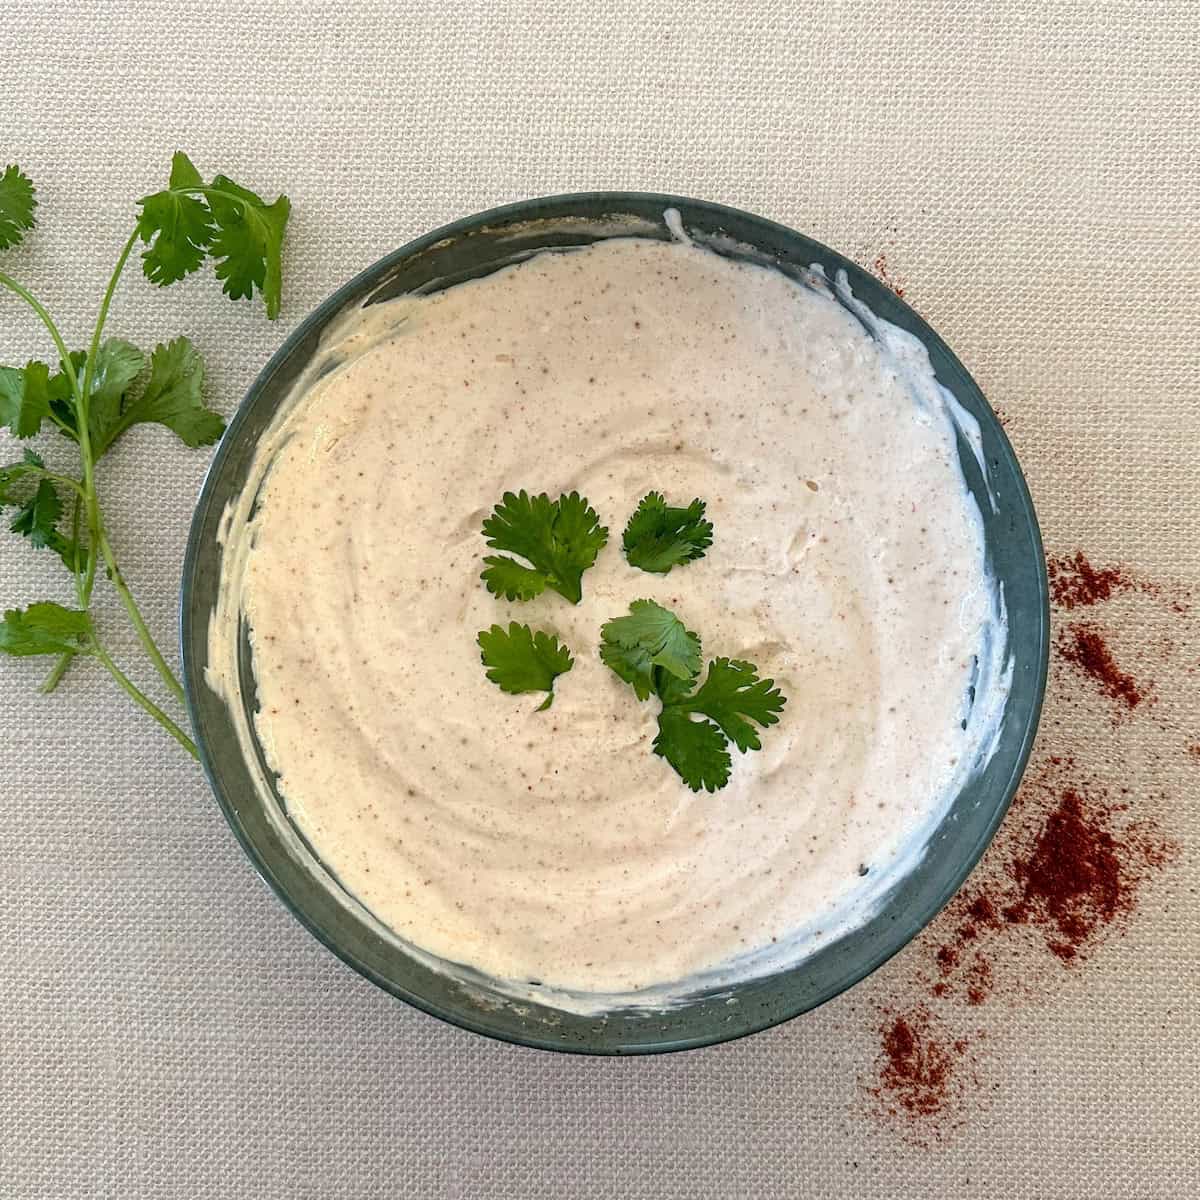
xmin=181 ymin=193 xmax=1048 ymax=1054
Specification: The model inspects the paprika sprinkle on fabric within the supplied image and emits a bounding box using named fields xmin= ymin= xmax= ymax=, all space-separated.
xmin=867 ymin=1005 xmax=973 ymax=1133
xmin=1003 ymin=785 xmax=1161 ymax=962
xmin=1057 ymin=623 xmax=1145 ymax=709
xmin=926 ymin=756 xmax=1176 ymax=1000
xmin=1047 ymin=552 xmax=1132 ymax=609
xmin=871 ymin=253 xmax=906 ymax=298
xmin=862 ymin=549 xmax=1190 ymax=1139
xmin=1047 ymin=550 xmax=1189 ymax=614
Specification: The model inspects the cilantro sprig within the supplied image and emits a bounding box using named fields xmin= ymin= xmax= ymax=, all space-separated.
xmin=137 ymin=152 xmax=290 ymax=317
xmin=622 ymin=491 xmax=713 ymax=574
xmin=0 ymin=165 xmax=36 ymax=251
xmin=481 ymin=489 xmax=607 ymax=604
xmin=42 ymin=336 xmax=223 ymax=458
xmin=0 ymin=154 xmax=289 ymax=754
xmin=0 ymin=450 xmax=75 ymax=567
xmin=0 ymin=601 xmax=92 ymax=657
xmin=600 ymin=600 xmax=786 ymax=792
xmin=478 ymin=622 xmax=573 ymax=710
xmin=597 ymin=598 xmax=701 ymax=700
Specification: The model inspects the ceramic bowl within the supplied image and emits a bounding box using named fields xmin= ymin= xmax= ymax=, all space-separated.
xmin=181 ymin=194 xmax=1048 ymax=1054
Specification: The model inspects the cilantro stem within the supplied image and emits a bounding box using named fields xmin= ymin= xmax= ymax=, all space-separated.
xmin=90 ymin=638 xmax=197 ymax=757
xmin=21 ymin=467 xmax=87 ymax=499
xmin=44 ymin=408 xmax=76 ymax=438
xmin=39 ymin=494 xmax=88 ymax=696
xmin=80 ymin=230 xmax=138 ymax=415
xmin=94 ymin=525 xmax=186 ymax=704
xmin=0 ymin=270 xmax=80 ymax=396
xmin=76 ymin=231 xmax=140 ymax=608
xmin=80 ymin=511 xmax=99 ymax=602
xmin=69 ymin=227 xmax=186 ymax=706
xmin=69 ymin=493 xmax=85 ymax=603
xmin=40 ymin=651 xmax=74 ymax=694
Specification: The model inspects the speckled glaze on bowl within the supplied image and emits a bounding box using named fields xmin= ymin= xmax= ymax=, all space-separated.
xmin=180 ymin=194 xmax=1048 ymax=1054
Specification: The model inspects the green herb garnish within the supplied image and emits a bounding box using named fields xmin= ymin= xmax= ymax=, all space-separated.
xmin=597 ymin=597 xmax=701 ymax=700
xmin=622 ymin=491 xmax=712 ymax=574
xmin=481 ymin=489 xmax=607 ymax=604
xmin=0 ymin=153 xmax=290 ymax=755
xmin=137 ymin=152 xmax=290 ymax=317
xmin=0 ymin=164 xmax=36 ymax=251
xmin=43 ymin=337 xmax=222 ymax=459
xmin=0 ymin=601 xmax=91 ymax=658
xmin=478 ymin=622 xmax=574 ymax=710
xmin=600 ymin=600 xmax=786 ymax=791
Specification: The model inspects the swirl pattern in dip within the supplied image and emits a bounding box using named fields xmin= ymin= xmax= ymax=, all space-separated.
xmin=209 ymin=233 xmax=1008 ymax=1009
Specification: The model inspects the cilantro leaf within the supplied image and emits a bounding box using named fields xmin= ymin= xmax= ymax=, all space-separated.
xmin=207 ymin=175 xmax=290 ymax=319
xmin=0 ymin=447 xmax=45 ymax=496
xmin=0 ymin=361 xmax=53 ymax=438
xmin=481 ymin=490 xmax=608 ymax=604
xmin=678 ymin=657 xmax=786 ymax=752
xmin=50 ymin=338 xmax=222 ymax=456
xmin=654 ymin=657 xmax=787 ymax=789
xmin=109 ymin=337 xmax=222 ymax=451
xmin=622 ymin=491 xmax=713 ymax=574
xmin=137 ymin=152 xmax=215 ymax=286
xmin=49 ymin=339 xmax=148 ymax=455
xmin=137 ymin=154 xmax=290 ymax=317
xmin=0 ymin=602 xmax=91 ymax=657
xmin=44 ymin=350 xmax=87 ymax=433
xmin=652 ymin=708 xmax=732 ymax=793
xmin=478 ymin=622 xmax=573 ymax=710
xmin=0 ymin=453 xmax=78 ymax=570
xmin=43 ymin=527 xmax=80 ymax=571
xmin=600 ymin=600 xmax=787 ymax=791
xmin=83 ymin=339 xmax=147 ymax=451
xmin=598 ymin=599 xmax=702 ymax=699
xmin=0 ymin=164 xmax=36 ymax=251
xmin=45 ymin=357 xmax=77 ymax=429
xmin=9 ymin=478 xmax=61 ymax=547
xmin=480 ymin=555 xmax=548 ymax=601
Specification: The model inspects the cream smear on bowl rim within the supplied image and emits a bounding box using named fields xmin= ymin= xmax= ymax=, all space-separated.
xmin=206 ymin=216 xmax=1010 ymax=1015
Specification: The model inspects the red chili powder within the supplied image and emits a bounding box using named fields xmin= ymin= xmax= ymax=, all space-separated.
xmin=1057 ymin=622 xmax=1144 ymax=709
xmin=925 ymin=761 xmax=1176 ymax=1002
xmin=872 ymin=759 xmax=1178 ymax=1126
xmin=966 ymin=894 xmax=999 ymax=925
xmin=935 ymin=943 xmax=959 ymax=972
xmin=1047 ymin=552 xmax=1132 ymax=609
xmin=1004 ymin=788 xmax=1129 ymax=961
xmin=867 ymin=548 xmax=1186 ymax=1134
xmin=871 ymin=254 xmax=906 ymax=298
xmin=1047 ymin=550 xmax=1188 ymax=614
xmin=963 ymin=954 xmax=994 ymax=1006
xmin=870 ymin=1006 xmax=969 ymax=1120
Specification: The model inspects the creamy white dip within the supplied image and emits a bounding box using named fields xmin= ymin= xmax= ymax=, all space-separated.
xmin=209 ymin=231 xmax=1008 ymax=1010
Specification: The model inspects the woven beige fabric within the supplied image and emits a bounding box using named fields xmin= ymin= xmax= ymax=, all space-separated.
xmin=2 ymin=1 xmax=1197 ymax=1196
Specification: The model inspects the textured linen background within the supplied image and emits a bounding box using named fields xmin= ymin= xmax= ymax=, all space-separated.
xmin=2 ymin=2 xmax=1197 ymax=1197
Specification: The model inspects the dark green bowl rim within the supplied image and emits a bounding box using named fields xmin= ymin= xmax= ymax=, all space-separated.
xmin=180 ymin=191 xmax=1049 ymax=1054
